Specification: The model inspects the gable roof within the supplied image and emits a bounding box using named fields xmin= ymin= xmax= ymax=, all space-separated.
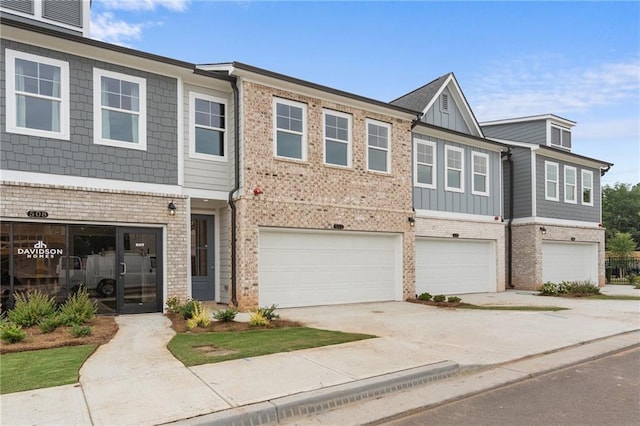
xmin=391 ymin=73 xmax=484 ymax=137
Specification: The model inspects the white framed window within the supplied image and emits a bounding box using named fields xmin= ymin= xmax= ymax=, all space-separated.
xmin=5 ymin=49 xmax=69 ymax=140
xmin=564 ymin=165 xmax=577 ymax=204
xmin=445 ymin=145 xmax=464 ymax=192
xmin=93 ymin=68 xmax=146 ymax=150
xmin=545 ymin=161 xmax=559 ymax=201
xmin=550 ymin=125 xmax=571 ymax=149
xmin=189 ymin=92 xmax=227 ymax=161
xmin=582 ymin=169 xmax=594 ymax=206
xmin=366 ymin=119 xmax=391 ymax=173
xmin=323 ymin=109 xmax=351 ymax=167
xmin=414 ymin=139 xmax=436 ymax=188
xmin=273 ymin=98 xmax=306 ymax=161
xmin=472 ymin=151 xmax=490 ymax=196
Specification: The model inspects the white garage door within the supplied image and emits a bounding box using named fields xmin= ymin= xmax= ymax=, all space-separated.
xmin=415 ymin=238 xmax=496 ymax=295
xmin=258 ymin=229 xmax=402 ymax=308
xmin=542 ymin=242 xmax=598 ymax=284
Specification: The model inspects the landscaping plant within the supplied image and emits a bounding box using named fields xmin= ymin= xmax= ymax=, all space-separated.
xmin=38 ymin=316 xmax=62 ymax=334
xmin=0 ymin=322 xmax=27 ymax=343
xmin=257 ymin=304 xmax=279 ymax=320
xmin=7 ymin=290 xmax=57 ymax=327
xmin=186 ymin=303 xmax=211 ymax=329
xmin=447 ymin=296 xmax=462 ymax=303
xmin=212 ymin=307 xmax=237 ymax=322
xmin=70 ymin=324 xmax=92 ymax=338
xmin=432 ymin=294 xmax=446 ymax=303
xmin=249 ymin=311 xmax=270 ymax=327
xmin=179 ymin=299 xmax=201 ymax=319
xmin=58 ymin=288 xmax=98 ymax=325
xmin=417 ymin=292 xmax=432 ymax=301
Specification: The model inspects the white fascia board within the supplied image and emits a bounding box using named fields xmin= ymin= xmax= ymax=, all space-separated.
xmin=1 ymin=170 xmax=182 ymax=195
xmin=487 ymin=137 xmax=537 ymax=149
xmin=447 ymin=76 xmax=484 ymax=137
xmin=181 ymin=188 xmax=229 ymax=201
xmin=531 ymin=149 xmax=537 ymax=217
xmin=415 ymin=209 xmax=504 ymax=223
xmin=413 ymin=125 xmax=505 ymax=152
xmin=536 ymin=148 xmax=610 ymax=169
xmin=511 ymin=217 xmax=602 ymax=228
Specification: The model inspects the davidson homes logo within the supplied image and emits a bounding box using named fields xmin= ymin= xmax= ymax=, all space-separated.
xmin=17 ymin=241 xmax=63 ymax=259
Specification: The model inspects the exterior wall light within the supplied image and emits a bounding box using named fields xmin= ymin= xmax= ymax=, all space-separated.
xmin=168 ymin=201 xmax=176 ymax=215
xmin=539 ymin=226 xmax=546 ymax=235
xmin=253 ymin=187 xmax=263 ymax=196
xmin=408 ymin=217 xmax=415 ymax=226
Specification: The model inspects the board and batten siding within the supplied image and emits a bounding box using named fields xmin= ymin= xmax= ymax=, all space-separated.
xmin=0 ymin=40 xmax=179 ymax=185
xmin=505 ymin=147 xmax=533 ymax=219
xmin=535 ymin=154 xmax=601 ymax=222
xmin=413 ymin=135 xmax=501 ymax=216
xmin=422 ymin=88 xmax=471 ymax=134
xmin=482 ymin=120 xmax=547 ymax=145
xmin=183 ymin=84 xmax=235 ymax=191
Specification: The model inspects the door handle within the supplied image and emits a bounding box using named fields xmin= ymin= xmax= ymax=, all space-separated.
xmin=120 ymin=262 xmax=127 ymax=275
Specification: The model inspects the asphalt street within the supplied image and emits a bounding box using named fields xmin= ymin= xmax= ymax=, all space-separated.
xmin=381 ymin=347 xmax=640 ymax=426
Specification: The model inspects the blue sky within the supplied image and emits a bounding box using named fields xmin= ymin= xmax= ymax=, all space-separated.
xmin=90 ymin=0 xmax=640 ymax=186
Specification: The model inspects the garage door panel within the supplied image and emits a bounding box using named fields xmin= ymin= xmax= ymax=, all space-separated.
xmin=542 ymin=242 xmax=598 ymax=284
xmin=259 ymin=230 xmax=400 ymax=308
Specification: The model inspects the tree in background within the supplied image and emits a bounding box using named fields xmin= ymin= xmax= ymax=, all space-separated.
xmin=608 ymin=232 xmax=638 ymax=280
xmin=602 ymin=183 xmax=640 ymax=249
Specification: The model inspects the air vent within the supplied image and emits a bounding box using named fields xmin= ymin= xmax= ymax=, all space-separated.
xmin=441 ymin=93 xmax=449 ymax=112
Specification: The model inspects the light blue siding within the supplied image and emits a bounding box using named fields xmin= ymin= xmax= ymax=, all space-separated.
xmin=422 ymin=88 xmax=471 ymax=134
xmin=482 ymin=120 xmax=546 ymax=145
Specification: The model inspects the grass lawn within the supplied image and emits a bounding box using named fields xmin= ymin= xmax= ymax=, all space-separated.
xmin=569 ymin=295 xmax=640 ymax=301
xmin=459 ymin=305 xmax=569 ymax=311
xmin=168 ymin=327 xmax=374 ymax=366
xmin=0 ymin=345 xmax=96 ymax=394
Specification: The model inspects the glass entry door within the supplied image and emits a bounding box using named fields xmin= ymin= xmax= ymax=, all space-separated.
xmin=117 ymin=228 xmax=162 ymax=314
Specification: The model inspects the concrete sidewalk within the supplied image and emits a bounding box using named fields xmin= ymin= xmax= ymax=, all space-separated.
xmin=1 ymin=286 xmax=638 ymax=426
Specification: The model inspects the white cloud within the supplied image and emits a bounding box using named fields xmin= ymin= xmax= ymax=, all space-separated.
xmin=468 ymin=57 xmax=640 ymax=122
xmin=90 ymin=12 xmax=143 ymax=46
xmin=96 ymin=0 xmax=190 ymax=12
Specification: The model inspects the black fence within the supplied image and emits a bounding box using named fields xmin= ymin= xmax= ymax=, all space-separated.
xmin=605 ymin=256 xmax=640 ymax=284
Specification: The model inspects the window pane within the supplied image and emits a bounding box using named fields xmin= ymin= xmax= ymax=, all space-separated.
xmin=551 ymin=127 xmax=561 ymax=145
xmin=566 ymin=186 xmax=575 ymax=201
xmin=195 ymin=128 xmax=223 ymax=156
xmin=276 ymin=131 xmax=302 ymax=159
xmin=547 ymin=182 xmax=557 ymax=198
xmin=16 ymin=58 xmax=38 ymax=77
xmin=448 ymin=169 xmax=461 ymax=188
xmin=417 ymin=164 xmax=432 ymax=185
xmin=326 ymin=125 xmax=337 ymax=139
xmin=290 ymin=106 xmax=303 ymax=120
xmin=417 ymin=144 xmax=433 ymax=164
xmin=103 ymin=110 xmax=138 ymax=143
xmin=326 ymin=140 xmax=347 ymax=166
xmin=195 ymin=111 xmax=210 ymax=126
xmin=474 ymin=156 xmax=486 ymax=174
xmin=368 ymin=148 xmax=387 ymax=172
xmin=474 ymin=175 xmax=486 ymax=192
xmin=448 ymin=151 xmax=461 ymax=169
xmin=547 ymin=165 xmax=557 ymax=180
xmin=21 ymin=96 xmax=59 ymax=131
xmin=583 ymin=188 xmax=591 ymax=203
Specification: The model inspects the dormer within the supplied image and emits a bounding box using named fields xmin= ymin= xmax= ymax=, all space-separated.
xmin=480 ymin=114 xmax=576 ymax=152
xmin=0 ymin=0 xmax=90 ymax=37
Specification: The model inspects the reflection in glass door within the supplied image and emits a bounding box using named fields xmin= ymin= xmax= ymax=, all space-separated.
xmin=118 ymin=228 xmax=162 ymax=314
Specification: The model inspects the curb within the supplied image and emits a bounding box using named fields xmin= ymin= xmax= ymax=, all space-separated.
xmin=166 ymin=361 xmax=460 ymax=426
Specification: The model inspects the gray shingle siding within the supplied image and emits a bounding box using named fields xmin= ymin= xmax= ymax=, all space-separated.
xmin=413 ymin=134 xmax=501 ymax=216
xmin=535 ymin=154 xmax=601 ymax=222
xmin=482 ymin=121 xmax=546 ymax=145
xmin=1 ymin=40 xmax=179 ymax=185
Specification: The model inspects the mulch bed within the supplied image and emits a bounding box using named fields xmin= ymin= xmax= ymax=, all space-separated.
xmin=166 ymin=312 xmax=302 ymax=333
xmin=408 ymin=298 xmax=472 ymax=308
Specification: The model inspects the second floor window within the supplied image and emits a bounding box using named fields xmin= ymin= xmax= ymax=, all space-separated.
xmin=564 ymin=166 xmax=577 ymax=203
xmin=472 ymin=152 xmax=489 ymax=196
xmin=5 ymin=49 xmax=69 ymax=139
xmin=274 ymin=98 xmax=306 ymax=160
xmin=545 ymin=161 xmax=559 ymax=201
xmin=415 ymin=140 xmax=436 ymax=188
xmin=93 ymin=68 xmax=147 ymax=150
xmin=582 ymin=170 xmax=594 ymax=206
xmin=323 ymin=110 xmax=351 ymax=167
xmin=445 ymin=146 xmax=464 ymax=192
xmin=367 ymin=119 xmax=391 ymax=173
xmin=190 ymin=93 xmax=226 ymax=160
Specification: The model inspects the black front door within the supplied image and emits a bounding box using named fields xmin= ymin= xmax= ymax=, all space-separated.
xmin=117 ymin=228 xmax=162 ymax=314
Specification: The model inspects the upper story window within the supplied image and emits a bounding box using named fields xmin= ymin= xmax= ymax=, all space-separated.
xmin=445 ymin=145 xmax=464 ymax=192
xmin=582 ymin=169 xmax=594 ymax=206
xmin=5 ymin=49 xmax=69 ymax=140
xmin=189 ymin=92 xmax=226 ymax=161
xmin=415 ymin=139 xmax=436 ymax=188
xmin=545 ymin=161 xmax=559 ymax=201
xmin=564 ymin=165 xmax=577 ymax=204
xmin=323 ymin=110 xmax=351 ymax=167
xmin=366 ymin=119 xmax=391 ymax=173
xmin=273 ymin=98 xmax=306 ymax=161
xmin=93 ymin=68 xmax=147 ymax=150
xmin=472 ymin=152 xmax=489 ymax=196
xmin=550 ymin=125 xmax=571 ymax=149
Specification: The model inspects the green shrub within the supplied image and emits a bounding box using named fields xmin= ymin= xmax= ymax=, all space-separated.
xmin=180 ymin=299 xmax=201 ymax=319
xmin=433 ymin=294 xmax=446 ymax=303
xmin=557 ymin=281 xmax=571 ymax=294
xmin=212 ymin=308 xmax=237 ymax=322
xmin=256 ymin=304 xmax=279 ymax=320
xmin=568 ymin=281 xmax=601 ymax=295
xmin=627 ymin=273 xmax=637 ymax=285
xmin=166 ymin=296 xmax=181 ymax=314
xmin=186 ymin=303 xmax=211 ymax=329
xmin=58 ymin=288 xmax=97 ymax=325
xmin=249 ymin=311 xmax=269 ymax=327
xmin=417 ymin=292 xmax=432 ymax=301
xmin=70 ymin=324 xmax=92 ymax=337
xmin=539 ymin=282 xmax=559 ymax=296
xmin=7 ymin=290 xmax=57 ymax=327
xmin=447 ymin=296 xmax=462 ymax=303
xmin=1 ymin=322 xmax=27 ymax=343
xmin=38 ymin=316 xmax=62 ymax=333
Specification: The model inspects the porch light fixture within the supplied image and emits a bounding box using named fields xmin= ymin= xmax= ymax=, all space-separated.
xmin=408 ymin=217 xmax=415 ymax=226
xmin=168 ymin=201 xmax=176 ymax=215
xmin=539 ymin=226 xmax=546 ymax=235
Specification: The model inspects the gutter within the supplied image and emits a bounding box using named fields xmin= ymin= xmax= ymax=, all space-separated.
xmin=501 ymin=148 xmax=515 ymax=289
xmin=228 ymin=77 xmax=240 ymax=307
xmin=600 ymin=165 xmax=611 ymax=177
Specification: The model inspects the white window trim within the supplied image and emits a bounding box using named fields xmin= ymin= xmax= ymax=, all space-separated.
xmin=444 ymin=145 xmax=465 ymax=193
xmin=273 ymin=97 xmax=307 ymax=161
xmin=188 ymin=92 xmax=227 ymax=162
xmin=366 ymin=118 xmax=392 ymax=173
xmin=471 ymin=151 xmax=490 ymax=196
xmin=93 ymin=68 xmax=147 ymax=151
xmin=5 ymin=49 xmax=70 ymax=140
xmin=581 ymin=169 xmax=594 ymax=206
xmin=414 ymin=139 xmax=436 ymax=189
xmin=564 ymin=165 xmax=577 ymax=204
xmin=545 ymin=161 xmax=559 ymax=201
xmin=323 ymin=109 xmax=352 ymax=168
